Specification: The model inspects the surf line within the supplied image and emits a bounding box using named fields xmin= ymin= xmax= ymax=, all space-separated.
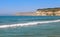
xmin=0 ymin=19 xmax=60 ymax=28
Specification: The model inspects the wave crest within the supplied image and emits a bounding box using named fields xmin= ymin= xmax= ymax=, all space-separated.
xmin=0 ymin=20 xmax=60 ymax=28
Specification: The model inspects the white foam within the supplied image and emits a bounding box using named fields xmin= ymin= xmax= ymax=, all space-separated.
xmin=0 ymin=19 xmax=60 ymax=28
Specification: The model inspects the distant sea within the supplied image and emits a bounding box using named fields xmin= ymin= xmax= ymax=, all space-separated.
xmin=0 ymin=16 xmax=60 ymax=37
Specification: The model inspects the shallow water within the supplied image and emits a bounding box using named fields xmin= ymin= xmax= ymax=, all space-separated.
xmin=0 ymin=16 xmax=60 ymax=37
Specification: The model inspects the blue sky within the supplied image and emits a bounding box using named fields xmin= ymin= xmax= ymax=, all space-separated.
xmin=0 ymin=0 xmax=60 ymax=15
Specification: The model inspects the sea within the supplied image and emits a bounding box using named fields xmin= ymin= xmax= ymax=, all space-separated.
xmin=0 ymin=16 xmax=60 ymax=37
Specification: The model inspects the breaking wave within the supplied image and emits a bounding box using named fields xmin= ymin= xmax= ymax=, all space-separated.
xmin=0 ymin=19 xmax=60 ymax=28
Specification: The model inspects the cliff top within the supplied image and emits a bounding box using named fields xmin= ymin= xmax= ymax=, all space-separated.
xmin=37 ymin=7 xmax=60 ymax=12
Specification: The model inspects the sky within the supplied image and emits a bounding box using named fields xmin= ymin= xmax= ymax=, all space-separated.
xmin=0 ymin=0 xmax=60 ymax=15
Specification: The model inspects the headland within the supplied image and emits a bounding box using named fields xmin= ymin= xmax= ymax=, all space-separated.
xmin=16 ymin=7 xmax=60 ymax=16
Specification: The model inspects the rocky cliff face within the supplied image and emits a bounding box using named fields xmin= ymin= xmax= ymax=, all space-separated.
xmin=36 ymin=8 xmax=60 ymax=16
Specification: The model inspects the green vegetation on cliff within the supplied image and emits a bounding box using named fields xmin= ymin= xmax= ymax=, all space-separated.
xmin=37 ymin=7 xmax=60 ymax=12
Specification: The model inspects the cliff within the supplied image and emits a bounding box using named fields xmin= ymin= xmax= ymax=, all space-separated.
xmin=36 ymin=8 xmax=60 ymax=16
xmin=16 ymin=7 xmax=60 ymax=16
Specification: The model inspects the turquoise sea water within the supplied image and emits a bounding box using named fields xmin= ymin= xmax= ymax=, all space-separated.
xmin=0 ymin=16 xmax=60 ymax=37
